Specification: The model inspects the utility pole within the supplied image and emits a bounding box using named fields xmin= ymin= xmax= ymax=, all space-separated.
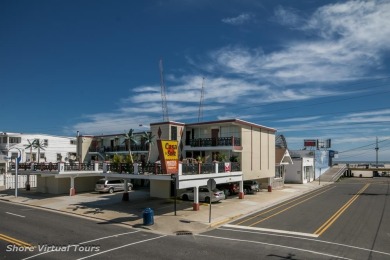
xmin=198 ymin=77 xmax=205 ymax=122
xmin=375 ymin=137 xmax=379 ymax=175
xmin=159 ymin=59 xmax=169 ymax=122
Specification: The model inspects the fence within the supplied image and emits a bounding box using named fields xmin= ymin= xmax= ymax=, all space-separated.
xmin=0 ymin=174 xmax=37 ymax=189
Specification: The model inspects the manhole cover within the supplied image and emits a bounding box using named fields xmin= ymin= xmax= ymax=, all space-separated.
xmin=176 ymin=231 xmax=193 ymax=236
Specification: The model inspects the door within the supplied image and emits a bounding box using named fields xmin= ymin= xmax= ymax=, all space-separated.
xmin=211 ymin=129 xmax=219 ymax=146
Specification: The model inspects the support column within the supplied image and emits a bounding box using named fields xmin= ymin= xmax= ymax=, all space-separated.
xmin=25 ymin=174 xmax=31 ymax=191
xmin=239 ymin=180 xmax=244 ymax=199
xmin=268 ymin=177 xmax=272 ymax=192
xmin=122 ymin=179 xmax=129 ymax=201
xmin=193 ymin=186 xmax=200 ymax=211
xmin=70 ymin=177 xmax=76 ymax=196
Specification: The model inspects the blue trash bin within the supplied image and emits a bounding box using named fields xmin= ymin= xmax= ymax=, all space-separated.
xmin=143 ymin=208 xmax=154 ymax=226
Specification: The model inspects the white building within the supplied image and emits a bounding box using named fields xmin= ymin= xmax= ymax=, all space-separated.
xmin=285 ymin=150 xmax=315 ymax=184
xmin=0 ymin=132 xmax=77 ymax=174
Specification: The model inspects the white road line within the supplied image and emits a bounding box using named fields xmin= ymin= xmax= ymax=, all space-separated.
xmin=218 ymin=227 xmax=390 ymax=257
xmin=223 ymin=224 xmax=319 ymax=238
xmin=77 ymin=235 xmax=167 ymax=260
xmin=197 ymin=234 xmax=353 ymax=260
xmin=6 ymin=212 xmax=26 ymax=218
xmin=22 ymin=231 xmax=140 ymax=260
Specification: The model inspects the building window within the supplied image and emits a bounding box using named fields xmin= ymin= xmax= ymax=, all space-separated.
xmin=57 ymin=153 xmax=62 ymax=161
xmin=40 ymin=153 xmax=46 ymax=160
xmin=275 ymin=166 xmax=283 ymax=178
xmin=70 ymin=140 xmax=76 ymax=145
xmin=43 ymin=139 xmax=48 ymax=146
xmin=9 ymin=137 xmax=21 ymax=143
xmin=171 ymin=126 xmax=177 ymax=140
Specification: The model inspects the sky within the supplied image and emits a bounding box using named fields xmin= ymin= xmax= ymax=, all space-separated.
xmin=1 ymin=0 xmax=390 ymax=162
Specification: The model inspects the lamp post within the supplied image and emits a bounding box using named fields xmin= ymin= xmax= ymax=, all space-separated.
xmin=319 ymin=167 xmax=321 ymax=186
xmin=14 ymin=148 xmax=22 ymax=197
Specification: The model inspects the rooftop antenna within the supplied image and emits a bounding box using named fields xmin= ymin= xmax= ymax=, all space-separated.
xmin=198 ymin=77 xmax=205 ymax=122
xmin=159 ymin=58 xmax=169 ymax=122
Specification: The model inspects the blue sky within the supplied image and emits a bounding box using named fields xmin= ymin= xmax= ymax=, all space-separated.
xmin=1 ymin=0 xmax=390 ymax=162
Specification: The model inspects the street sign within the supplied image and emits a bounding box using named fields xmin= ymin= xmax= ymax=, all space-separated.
xmin=207 ymin=178 xmax=216 ymax=191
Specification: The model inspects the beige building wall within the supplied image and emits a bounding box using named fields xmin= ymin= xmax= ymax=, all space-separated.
xmin=37 ymin=175 xmax=101 ymax=194
xmin=240 ymin=126 xmax=275 ymax=180
xmin=150 ymin=179 xmax=171 ymax=198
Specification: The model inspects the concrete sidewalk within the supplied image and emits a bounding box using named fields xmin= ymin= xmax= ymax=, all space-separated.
xmin=0 ymin=181 xmax=331 ymax=235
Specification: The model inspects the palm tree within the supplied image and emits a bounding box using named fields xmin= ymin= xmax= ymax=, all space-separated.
xmin=123 ymin=129 xmax=138 ymax=164
xmin=24 ymin=139 xmax=36 ymax=162
xmin=142 ymin=131 xmax=155 ymax=163
xmin=33 ymin=139 xmax=46 ymax=163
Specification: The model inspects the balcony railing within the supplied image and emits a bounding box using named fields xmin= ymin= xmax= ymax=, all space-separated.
xmin=181 ymin=162 xmax=241 ymax=175
xmin=189 ymin=137 xmax=241 ymax=147
xmin=89 ymin=144 xmax=148 ymax=153
xmin=10 ymin=161 xmax=240 ymax=175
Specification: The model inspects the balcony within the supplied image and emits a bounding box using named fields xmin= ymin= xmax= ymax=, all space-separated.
xmin=188 ymin=137 xmax=241 ymax=147
xmin=88 ymin=144 xmax=148 ymax=153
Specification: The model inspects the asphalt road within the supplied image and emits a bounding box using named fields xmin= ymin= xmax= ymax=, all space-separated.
xmin=1 ymin=178 xmax=389 ymax=260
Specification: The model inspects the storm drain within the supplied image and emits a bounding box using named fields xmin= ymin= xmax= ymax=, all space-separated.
xmin=175 ymin=231 xmax=193 ymax=236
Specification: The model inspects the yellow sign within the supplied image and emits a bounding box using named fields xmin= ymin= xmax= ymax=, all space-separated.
xmin=157 ymin=140 xmax=179 ymax=174
xmin=161 ymin=140 xmax=179 ymax=160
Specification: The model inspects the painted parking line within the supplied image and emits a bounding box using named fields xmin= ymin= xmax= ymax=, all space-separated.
xmin=314 ymin=183 xmax=370 ymax=236
xmin=6 ymin=212 xmax=26 ymax=218
xmin=0 ymin=233 xmax=33 ymax=248
xmin=197 ymin=234 xmax=353 ymax=260
xmin=223 ymin=224 xmax=319 ymax=238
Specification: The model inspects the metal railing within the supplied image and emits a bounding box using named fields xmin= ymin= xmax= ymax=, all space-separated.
xmin=88 ymin=144 xmax=149 ymax=153
xmin=189 ymin=137 xmax=241 ymax=147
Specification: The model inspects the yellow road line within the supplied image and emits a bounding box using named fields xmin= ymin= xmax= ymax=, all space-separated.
xmin=248 ymin=187 xmax=335 ymax=226
xmin=314 ymin=183 xmax=370 ymax=236
xmin=0 ymin=233 xmax=33 ymax=248
xmin=236 ymin=186 xmax=335 ymax=225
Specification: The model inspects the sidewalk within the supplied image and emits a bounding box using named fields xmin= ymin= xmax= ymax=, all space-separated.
xmin=0 ymin=182 xmax=330 ymax=235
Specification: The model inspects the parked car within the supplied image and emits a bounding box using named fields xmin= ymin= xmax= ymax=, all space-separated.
xmin=180 ymin=187 xmax=226 ymax=203
xmin=243 ymin=180 xmax=260 ymax=194
xmin=95 ymin=179 xmax=133 ymax=194
xmin=216 ymin=182 xmax=239 ymax=196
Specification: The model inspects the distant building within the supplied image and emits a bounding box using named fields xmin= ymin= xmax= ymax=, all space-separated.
xmin=0 ymin=132 xmax=77 ymax=173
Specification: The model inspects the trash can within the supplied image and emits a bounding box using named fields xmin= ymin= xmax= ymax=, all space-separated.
xmin=143 ymin=208 xmax=154 ymax=226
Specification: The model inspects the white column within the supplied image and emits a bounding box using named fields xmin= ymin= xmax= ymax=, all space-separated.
xmin=70 ymin=177 xmax=76 ymax=196
xmin=239 ymin=180 xmax=244 ymax=199
xmin=193 ymin=186 xmax=200 ymax=211
xmin=134 ymin=163 xmax=139 ymax=174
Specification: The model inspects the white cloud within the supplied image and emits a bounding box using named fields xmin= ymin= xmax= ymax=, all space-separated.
xmin=222 ymin=13 xmax=254 ymax=25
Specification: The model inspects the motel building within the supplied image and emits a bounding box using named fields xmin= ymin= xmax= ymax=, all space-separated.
xmin=7 ymin=119 xmax=278 ymax=211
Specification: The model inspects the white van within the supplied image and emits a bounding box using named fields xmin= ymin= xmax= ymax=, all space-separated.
xmin=95 ymin=179 xmax=133 ymax=194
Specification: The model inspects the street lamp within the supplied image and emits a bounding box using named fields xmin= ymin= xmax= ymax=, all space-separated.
xmin=13 ymin=148 xmax=22 ymax=197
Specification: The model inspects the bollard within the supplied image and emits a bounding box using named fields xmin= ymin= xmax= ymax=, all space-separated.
xmin=143 ymin=208 xmax=154 ymax=226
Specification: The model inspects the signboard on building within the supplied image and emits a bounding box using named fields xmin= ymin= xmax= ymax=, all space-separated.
xmin=304 ymin=140 xmax=317 ymax=147
xmin=157 ymin=140 xmax=179 ymax=174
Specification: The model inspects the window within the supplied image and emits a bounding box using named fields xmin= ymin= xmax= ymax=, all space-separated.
xmin=171 ymin=126 xmax=177 ymax=140
xmin=9 ymin=137 xmax=21 ymax=143
xmin=40 ymin=153 xmax=45 ymax=159
xmin=275 ymin=166 xmax=284 ymax=178
xmin=57 ymin=153 xmax=62 ymax=161
xmin=70 ymin=140 xmax=76 ymax=145
xmin=44 ymin=139 xmax=48 ymax=146
xmin=11 ymin=153 xmax=18 ymax=159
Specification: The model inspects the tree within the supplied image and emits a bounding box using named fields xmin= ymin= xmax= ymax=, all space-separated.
xmin=33 ymin=139 xmax=47 ymax=163
xmin=123 ymin=129 xmax=138 ymax=164
xmin=142 ymin=131 xmax=155 ymax=163
xmin=24 ymin=139 xmax=36 ymax=162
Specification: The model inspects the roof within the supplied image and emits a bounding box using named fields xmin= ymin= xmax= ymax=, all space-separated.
xmin=276 ymin=148 xmax=293 ymax=165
